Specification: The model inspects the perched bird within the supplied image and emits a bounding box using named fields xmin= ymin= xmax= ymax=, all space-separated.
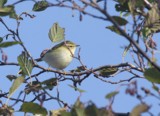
xmin=40 ymin=41 xmax=78 ymax=70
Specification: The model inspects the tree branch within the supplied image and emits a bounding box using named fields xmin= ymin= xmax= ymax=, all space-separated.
xmin=79 ymin=0 xmax=160 ymax=71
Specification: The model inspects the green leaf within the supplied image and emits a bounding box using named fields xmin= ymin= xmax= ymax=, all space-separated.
xmin=115 ymin=0 xmax=130 ymax=12
xmin=48 ymin=23 xmax=65 ymax=43
xmin=6 ymin=75 xmax=17 ymax=81
xmin=99 ymin=67 xmax=118 ymax=77
xmin=0 ymin=5 xmax=14 ymax=16
xmin=134 ymin=1 xmax=145 ymax=8
xmin=0 ymin=0 xmax=7 ymax=7
xmin=152 ymin=84 xmax=159 ymax=93
xmin=20 ymin=102 xmax=47 ymax=116
xmin=105 ymin=91 xmax=119 ymax=99
xmin=112 ymin=16 xmax=128 ymax=26
xmin=68 ymin=84 xmax=86 ymax=93
xmin=98 ymin=108 xmax=109 ymax=116
xmin=0 ymin=37 xmax=3 ymax=43
xmin=61 ymin=111 xmax=71 ymax=116
xmin=9 ymin=9 xmax=18 ymax=19
xmin=130 ymin=104 xmax=149 ymax=116
xmin=106 ymin=25 xmax=122 ymax=36
xmin=17 ymin=52 xmax=33 ymax=76
xmin=122 ymin=44 xmax=131 ymax=60
xmin=32 ymin=1 xmax=48 ymax=12
xmin=25 ymin=81 xmax=41 ymax=94
xmin=41 ymin=78 xmax=57 ymax=90
xmin=70 ymin=66 xmax=86 ymax=73
xmin=123 ymin=12 xmax=131 ymax=17
xmin=9 ymin=76 xmax=24 ymax=97
xmin=141 ymin=27 xmax=151 ymax=38
xmin=25 ymin=78 xmax=57 ymax=94
xmin=0 ymin=41 xmax=21 ymax=48
xmin=85 ymin=102 xmax=98 ymax=116
xmin=144 ymin=68 xmax=160 ymax=83
xmin=71 ymin=98 xmax=85 ymax=116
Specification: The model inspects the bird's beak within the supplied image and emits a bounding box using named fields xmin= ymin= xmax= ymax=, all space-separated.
xmin=76 ymin=44 xmax=80 ymax=47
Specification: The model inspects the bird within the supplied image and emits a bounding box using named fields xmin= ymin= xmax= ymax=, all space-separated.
xmin=40 ymin=40 xmax=78 ymax=70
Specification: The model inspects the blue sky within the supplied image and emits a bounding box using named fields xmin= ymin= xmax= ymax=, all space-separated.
xmin=0 ymin=0 xmax=160 ymax=115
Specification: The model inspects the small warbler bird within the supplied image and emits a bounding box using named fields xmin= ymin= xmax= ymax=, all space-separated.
xmin=40 ymin=41 xmax=78 ymax=70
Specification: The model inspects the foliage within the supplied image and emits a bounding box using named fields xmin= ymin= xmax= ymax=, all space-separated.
xmin=8 ymin=76 xmax=24 ymax=98
xmin=32 ymin=1 xmax=48 ymax=12
xmin=144 ymin=68 xmax=160 ymax=83
xmin=0 ymin=0 xmax=160 ymax=115
xmin=48 ymin=22 xmax=65 ymax=43
xmin=20 ymin=102 xmax=47 ymax=116
xmin=17 ymin=52 xmax=33 ymax=76
xmin=0 ymin=41 xmax=21 ymax=48
xmin=130 ymin=104 xmax=150 ymax=116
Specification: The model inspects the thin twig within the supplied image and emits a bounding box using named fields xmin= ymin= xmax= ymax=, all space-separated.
xmin=80 ymin=0 xmax=160 ymax=71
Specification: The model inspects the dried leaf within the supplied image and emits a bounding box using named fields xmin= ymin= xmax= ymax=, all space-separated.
xmin=130 ymin=104 xmax=149 ymax=116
